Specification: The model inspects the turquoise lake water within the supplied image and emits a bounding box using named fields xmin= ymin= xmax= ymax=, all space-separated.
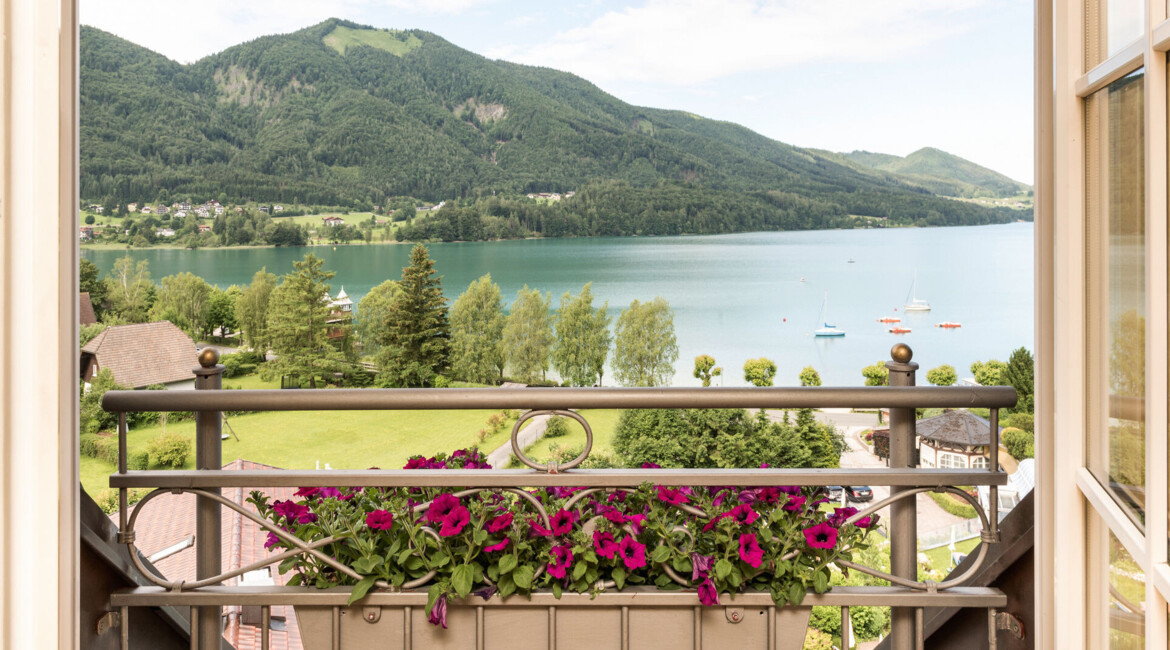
xmin=83 ymin=222 xmax=1034 ymax=387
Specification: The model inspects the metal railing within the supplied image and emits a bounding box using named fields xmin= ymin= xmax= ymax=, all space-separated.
xmin=103 ymin=344 xmax=1016 ymax=650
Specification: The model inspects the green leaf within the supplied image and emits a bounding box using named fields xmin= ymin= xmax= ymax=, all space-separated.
xmin=426 ymin=584 xmax=441 ymax=615
xmin=612 ymin=566 xmax=626 ymax=590
xmin=651 ymin=545 xmax=671 ymax=564
xmin=473 ymin=529 xmax=488 ymax=545
xmin=352 ymin=555 xmax=382 ymax=575
xmin=487 ymin=564 xmax=500 ymax=581
xmin=572 ymin=561 xmax=588 ymax=581
xmin=814 ymin=570 xmax=829 ymax=593
xmin=452 ymin=564 xmax=474 ymax=598
xmin=714 ymin=559 xmax=733 ymax=579
xmin=499 ymin=554 xmax=518 ymax=574
xmin=397 ymin=548 xmax=414 ymax=566
xmin=672 ymin=556 xmax=692 ymax=574
xmin=788 ymin=583 xmax=804 ymax=606
xmin=552 ymin=583 xmax=563 ymax=599
xmin=727 ymin=568 xmax=742 ymax=588
xmin=513 ymin=564 xmax=534 ymax=590
xmin=430 ymin=551 xmax=451 ymax=568
xmin=347 ymin=576 xmax=377 ymax=606
xmin=286 ymin=573 xmax=302 ymax=587
xmin=498 ymin=574 xmax=516 ymax=598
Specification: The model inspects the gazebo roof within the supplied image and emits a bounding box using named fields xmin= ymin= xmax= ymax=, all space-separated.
xmin=915 ymin=410 xmax=1001 ymax=447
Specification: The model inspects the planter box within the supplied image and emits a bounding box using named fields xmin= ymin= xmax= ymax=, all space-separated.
xmin=295 ymin=592 xmax=812 ymax=650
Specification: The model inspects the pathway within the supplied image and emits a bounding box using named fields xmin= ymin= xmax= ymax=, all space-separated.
xmin=486 ymin=414 xmax=550 ymax=469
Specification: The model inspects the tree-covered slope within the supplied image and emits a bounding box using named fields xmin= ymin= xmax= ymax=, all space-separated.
xmin=81 ymin=19 xmax=1022 ymax=234
xmin=839 ymin=147 xmax=1031 ymax=198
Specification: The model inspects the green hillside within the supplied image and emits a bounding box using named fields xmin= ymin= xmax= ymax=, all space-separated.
xmin=839 ymin=147 xmax=1031 ymax=198
xmin=80 ymin=19 xmax=1023 ymax=237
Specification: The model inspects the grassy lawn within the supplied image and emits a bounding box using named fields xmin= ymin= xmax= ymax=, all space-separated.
xmin=922 ymin=537 xmax=980 ymax=574
xmin=518 ymin=409 xmax=622 ymax=464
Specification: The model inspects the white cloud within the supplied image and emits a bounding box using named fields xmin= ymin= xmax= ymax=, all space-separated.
xmin=491 ymin=0 xmax=987 ymax=85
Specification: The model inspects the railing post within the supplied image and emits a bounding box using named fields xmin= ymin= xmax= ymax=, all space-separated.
xmin=886 ymin=343 xmax=919 ymax=650
xmin=194 ymin=348 xmax=224 ymax=650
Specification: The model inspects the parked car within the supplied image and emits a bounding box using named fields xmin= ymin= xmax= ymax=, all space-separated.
xmin=824 ymin=486 xmax=844 ymax=500
xmin=845 ymin=486 xmax=873 ymax=502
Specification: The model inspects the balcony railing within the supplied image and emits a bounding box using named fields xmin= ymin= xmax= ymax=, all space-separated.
xmin=102 ymin=345 xmax=1016 ymax=650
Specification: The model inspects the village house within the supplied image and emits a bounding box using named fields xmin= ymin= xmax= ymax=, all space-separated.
xmin=155 ymin=228 xmax=175 ymax=238
xmin=258 ymin=205 xmax=269 ymax=213
xmin=126 ymin=202 xmax=137 ymax=212
xmin=79 ymin=321 xmax=198 ymax=390
xmin=156 ymin=206 xmax=170 ymax=215
xmin=197 ymin=224 xmax=212 ymax=233
xmin=78 ymin=226 xmax=93 ymax=240
xmin=273 ymin=204 xmax=284 ymax=212
xmin=214 ymin=205 xmax=225 ymax=214
xmin=139 ymin=205 xmax=153 ymax=214
xmin=326 ymin=287 xmax=354 ymax=341
xmin=914 ymin=409 xmax=1000 ymax=470
xmin=322 ymin=216 xmax=344 ymax=227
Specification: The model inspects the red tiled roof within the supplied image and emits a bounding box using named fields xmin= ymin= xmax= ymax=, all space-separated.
xmin=111 ymin=460 xmax=303 ymax=650
xmin=80 ymin=292 xmax=97 ymax=325
xmin=81 ymin=321 xmax=197 ymax=388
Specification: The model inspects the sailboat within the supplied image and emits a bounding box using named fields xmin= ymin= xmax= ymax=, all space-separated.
xmin=903 ymin=270 xmax=931 ymax=312
xmin=814 ymin=292 xmax=846 ymax=337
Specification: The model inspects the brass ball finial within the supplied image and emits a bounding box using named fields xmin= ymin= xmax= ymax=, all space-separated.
xmin=198 ymin=347 xmax=220 ymax=368
xmin=890 ymin=343 xmax=913 ymax=364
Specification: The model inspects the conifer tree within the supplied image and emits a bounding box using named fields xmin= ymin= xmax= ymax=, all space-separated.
xmin=1003 ymin=347 xmax=1035 ymax=413
xmin=378 ymin=244 xmax=450 ymax=387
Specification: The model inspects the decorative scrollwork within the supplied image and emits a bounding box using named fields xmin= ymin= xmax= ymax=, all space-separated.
xmin=509 ymin=409 xmax=593 ymax=472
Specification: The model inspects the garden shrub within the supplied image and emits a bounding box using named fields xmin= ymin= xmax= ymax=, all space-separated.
xmin=802 ymin=628 xmax=834 ymax=650
xmin=432 ymin=375 xmax=451 ymax=388
xmin=1006 ymin=412 xmax=1034 ymax=434
xmin=1002 ymin=427 xmax=1034 ymax=460
xmin=93 ymin=435 xmax=120 ymax=465
xmin=543 ymin=415 xmax=570 ymax=438
xmin=146 ymin=433 xmax=191 ymax=469
xmin=79 ymin=433 xmax=101 ymax=458
xmin=92 ymin=487 xmax=149 ymax=514
xmin=927 ymin=491 xmax=979 ymax=519
xmin=128 ymin=450 xmax=150 ymax=470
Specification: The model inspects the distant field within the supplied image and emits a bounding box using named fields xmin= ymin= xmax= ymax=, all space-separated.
xmin=517 ymin=409 xmax=622 ymax=465
xmin=323 ymin=25 xmax=422 ymax=57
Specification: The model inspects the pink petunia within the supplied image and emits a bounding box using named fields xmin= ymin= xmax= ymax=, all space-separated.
xmin=483 ymin=538 xmax=510 ymax=553
xmin=698 ymin=578 xmax=720 ymax=606
xmin=318 ymin=487 xmax=343 ymax=499
xmin=549 ymin=509 xmax=578 ymax=536
xmin=829 ymin=507 xmax=858 ymax=527
xmin=656 ymin=486 xmax=689 ymax=506
xmin=691 ymin=553 xmax=715 ymax=581
xmin=803 ymin=522 xmax=839 ymax=550
xmin=365 ymin=509 xmax=394 ymax=531
xmin=486 ymin=512 xmax=513 ymax=533
xmin=738 ymin=533 xmax=764 ymax=568
xmin=529 ymin=517 xmax=553 ymax=537
xmin=547 ymin=544 xmax=573 ymax=579
xmin=756 ymin=487 xmax=783 ymax=505
xmin=782 ymin=495 xmax=807 ymax=513
xmin=728 ymin=503 xmax=759 ymax=525
xmin=593 ymin=531 xmax=619 ymax=559
xmin=855 ymin=514 xmax=877 ymax=529
xmin=294 ymin=487 xmax=320 ymax=498
xmin=618 ymin=537 xmax=647 ymax=571
xmin=428 ymin=594 xmax=448 ymax=628
xmin=439 ymin=506 xmax=471 ymax=537
xmin=264 ymin=532 xmax=280 ymax=549
xmin=701 ymin=512 xmax=731 ymax=532
xmin=425 ymin=493 xmax=461 ymax=524
xmin=640 ymin=462 xmax=661 ymax=469
xmin=273 ymin=500 xmax=316 ymax=524
xmin=404 ymin=457 xmax=429 ymax=470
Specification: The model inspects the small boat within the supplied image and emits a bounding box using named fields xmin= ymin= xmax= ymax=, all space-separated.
xmin=889 ymin=327 xmax=911 ymax=334
xmin=878 ymin=317 xmax=901 ymax=323
xmin=800 ymin=277 xmax=806 ymax=283
xmin=936 ymin=321 xmax=962 ymax=328
xmin=904 ymin=270 xmax=931 ymax=312
xmin=814 ymin=292 xmax=846 ymax=337
xmin=847 ymin=258 xmax=856 ymax=263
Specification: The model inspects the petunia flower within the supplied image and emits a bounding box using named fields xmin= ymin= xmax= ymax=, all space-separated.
xmin=698 ymin=578 xmax=720 ymax=606
xmin=618 ymin=537 xmax=647 ymax=570
xmin=549 ymin=509 xmax=578 ymax=535
xmin=736 ymin=489 xmax=758 ymax=504
xmin=263 ymin=532 xmax=280 ymax=549
xmin=529 ymin=517 xmax=553 ymax=537
xmin=425 ymin=493 xmax=461 ymax=524
xmin=701 ymin=512 xmax=731 ymax=532
xmin=547 ymin=544 xmax=573 ymax=579
xmin=428 ymin=594 xmax=448 ymax=628
xmin=738 ymin=533 xmax=764 ymax=568
xmin=593 ymin=531 xmax=619 ymax=559
xmin=657 ymin=486 xmax=689 ymax=506
xmin=778 ymin=486 xmax=802 ymax=496
xmin=294 ymin=487 xmax=320 ymax=498
xmin=365 ymin=509 xmax=394 ymax=531
xmin=473 ymin=585 xmax=497 ymax=601
xmin=404 ymin=457 xmax=429 ymax=470
xmin=854 ymin=514 xmax=877 ymax=529
xmin=272 ymin=500 xmax=317 ymax=524
xmin=782 ymin=495 xmax=807 ymax=513
xmin=483 ymin=538 xmax=510 ymax=553
xmin=640 ymin=462 xmax=661 ymax=469
xmin=828 ymin=507 xmax=858 ymax=527
xmin=803 ymin=522 xmax=839 ymax=550
xmin=756 ymin=487 xmax=783 ymax=505
xmin=486 ymin=512 xmax=513 ymax=533
xmin=691 ymin=553 xmax=715 ymax=581
xmin=728 ymin=503 xmax=759 ymax=525
xmin=318 ymin=487 xmax=343 ymax=499
xmin=439 ymin=506 xmax=471 ymax=537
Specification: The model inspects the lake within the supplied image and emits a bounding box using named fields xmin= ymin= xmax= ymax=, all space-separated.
xmin=83 ymin=223 xmax=1034 ymax=387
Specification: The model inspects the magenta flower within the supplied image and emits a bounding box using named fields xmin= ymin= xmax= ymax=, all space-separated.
xmin=439 ymin=506 xmax=471 ymax=537
xmin=829 ymin=507 xmax=858 ymax=527
xmin=698 ymin=578 xmax=720 ymax=606
xmin=425 ymin=493 xmax=461 ymax=524
xmin=606 ymin=491 xmax=628 ymax=503
xmin=756 ymin=487 xmax=783 ymax=505
xmin=691 ymin=553 xmax=715 ymax=581
xmin=529 ymin=517 xmax=553 ymax=537
xmin=428 ymin=594 xmax=448 ymax=628
xmin=365 ymin=509 xmax=395 ymax=531
xmin=618 ymin=537 xmax=647 ymax=570
xmin=736 ymin=489 xmax=758 ymax=504
xmin=729 ymin=503 xmax=759 ymax=525
xmin=486 ymin=512 xmax=513 ymax=533
xmin=483 ymin=538 xmax=510 ymax=553
xmin=318 ymin=487 xmax=343 ymax=499
xmin=547 ymin=544 xmax=573 ymax=579
xmin=593 ymin=531 xmax=619 ymax=559
xmin=803 ymin=523 xmax=839 ymax=550
xmin=273 ymin=500 xmax=316 ymax=524
xmin=264 ymin=532 xmax=280 ymax=549
xmin=854 ymin=514 xmax=876 ymax=529
xmin=778 ymin=486 xmax=801 ymax=496
xmin=657 ymin=486 xmax=689 ymax=506
xmin=601 ymin=506 xmax=644 ymax=527
xmin=782 ymin=495 xmax=807 ymax=512
xmin=640 ymin=462 xmax=661 ymax=469
xmin=451 ymin=449 xmax=467 ymax=458
xmin=738 ymin=533 xmax=764 ymax=568
xmin=549 ymin=509 xmax=578 ymax=535
xmin=701 ymin=512 xmax=730 ymax=532
xmin=404 ymin=457 xmax=428 ymax=470
xmin=294 ymin=487 xmax=320 ymax=498
xmin=546 ymin=486 xmax=586 ymax=499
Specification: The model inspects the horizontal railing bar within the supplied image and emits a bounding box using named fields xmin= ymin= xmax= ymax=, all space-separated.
xmin=102 ymin=386 xmax=1017 ymax=413
xmin=109 ymin=468 xmax=1008 ymax=489
xmin=110 ymin=585 xmax=1007 ymax=609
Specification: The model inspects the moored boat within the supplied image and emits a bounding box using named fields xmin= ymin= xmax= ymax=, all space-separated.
xmin=888 ymin=327 xmax=911 ymax=334
xmin=935 ymin=321 xmax=962 ymax=328
xmin=878 ymin=317 xmax=901 ymax=323
xmin=814 ymin=292 xmax=846 ymax=337
xmin=904 ymin=270 xmax=931 ymax=312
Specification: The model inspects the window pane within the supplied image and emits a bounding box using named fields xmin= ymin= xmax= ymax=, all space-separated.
xmin=1087 ymin=0 xmax=1145 ymax=68
xmin=1087 ymin=510 xmax=1145 ymax=648
xmin=1085 ymin=70 xmax=1146 ymax=526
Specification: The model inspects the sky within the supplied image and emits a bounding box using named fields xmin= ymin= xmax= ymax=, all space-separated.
xmin=80 ymin=0 xmax=1034 ymax=184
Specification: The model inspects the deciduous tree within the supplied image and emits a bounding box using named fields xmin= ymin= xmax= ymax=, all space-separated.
xmin=970 ymin=359 xmax=1007 ymax=386
xmin=799 ymin=366 xmax=822 ymax=387
xmin=450 ymin=274 xmax=506 ymax=384
xmin=551 ymin=283 xmax=611 ymax=386
xmin=263 ymin=254 xmax=344 ymax=388
xmin=861 ymin=361 xmax=888 ymax=387
xmin=235 ymin=268 xmax=277 ymax=352
xmin=743 ymin=357 xmax=777 ymax=387
xmin=151 ymin=272 xmax=211 ymax=337
xmin=502 ymin=286 xmax=553 ymax=383
xmin=613 ymin=297 xmax=678 ymax=387
xmin=356 ymin=279 xmax=402 ymax=355
xmin=925 ymin=364 xmax=958 ymax=387
xmin=205 ymin=285 xmax=240 ymax=338
xmin=693 ymin=354 xmax=722 ymax=387
xmin=104 ymin=255 xmax=153 ymax=323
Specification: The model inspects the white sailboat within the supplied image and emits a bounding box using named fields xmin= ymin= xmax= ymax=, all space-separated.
xmin=903 ymin=270 xmax=931 ymax=312
xmin=814 ymin=292 xmax=846 ymax=337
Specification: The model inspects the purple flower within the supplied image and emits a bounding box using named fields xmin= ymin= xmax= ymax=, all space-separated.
xmin=756 ymin=487 xmax=783 ymax=505
xmin=365 ymin=509 xmax=395 ymax=531
xmin=691 ymin=553 xmax=715 ymax=581
xmin=738 ymin=534 xmax=764 ymax=568
xmin=546 ymin=486 xmax=585 ymax=499
xmin=640 ymin=462 xmax=661 ymax=469
xmin=618 ymin=537 xmax=647 ymax=570
xmin=486 ymin=512 xmax=513 ymax=533
xmin=318 ymin=487 xmax=344 ymax=499
xmin=439 ymin=506 xmax=471 ymax=537
xmin=473 ymin=585 xmax=497 ymax=601
xmin=782 ymin=495 xmax=807 ymax=513
xmin=657 ymin=486 xmax=690 ymax=506
xmin=698 ymin=578 xmax=720 ymax=606
xmin=606 ymin=491 xmax=628 ymax=503
xmin=425 ymin=493 xmax=461 ymax=524
xmin=729 ymin=503 xmax=759 ymax=525
xmin=404 ymin=457 xmax=429 ymax=470
xmin=452 ymin=449 xmax=467 ymax=458
xmin=483 ymin=538 xmax=510 ymax=553
xmin=547 ymin=544 xmax=573 ymax=578
xmin=549 ymin=509 xmax=578 ymax=535
xmin=294 ymin=487 xmax=320 ymax=498
xmin=855 ymin=514 xmax=877 ymax=529
xmin=272 ymin=500 xmax=316 ymax=524
xmin=428 ymin=594 xmax=448 ymax=628
xmin=736 ymin=489 xmax=758 ymax=505
xmin=803 ymin=523 xmax=839 ymax=550
xmin=264 ymin=532 xmax=280 ymax=549
xmin=593 ymin=531 xmax=619 ymax=559
xmin=778 ymin=486 xmax=802 ymax=496
xmin=529 ymin=518 xmax=553 ymax=537
xmin=828 ymin=507 xmax=858 ymax=527
xmin=759 ymin=462 xmax=770 ymax=468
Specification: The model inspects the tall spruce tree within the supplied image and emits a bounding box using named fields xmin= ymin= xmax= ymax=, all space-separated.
xmin=450 ymin=274 xmax=506 ymax=384
xmin=551 ymin=283 xmax=611 ymax=386
xmin=378 ymin=244 xmax=450 ymax=387
xmin=1003 ymin=347 xmax=1035 ymax=413
xmin=263 ymin=254 xmax=344 ymax=388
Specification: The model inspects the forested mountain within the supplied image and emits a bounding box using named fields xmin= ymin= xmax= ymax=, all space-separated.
xmin=81 ymin=19 xmax=1025 ymax=237
xmin=835 ymin=147 xmax=1031 ymax=198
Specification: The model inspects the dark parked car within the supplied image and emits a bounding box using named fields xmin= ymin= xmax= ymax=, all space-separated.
xmin=845 ymin=486 xmax=873 ymax=502
xmin=824 ymin=486 xmax=844 ymax=500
